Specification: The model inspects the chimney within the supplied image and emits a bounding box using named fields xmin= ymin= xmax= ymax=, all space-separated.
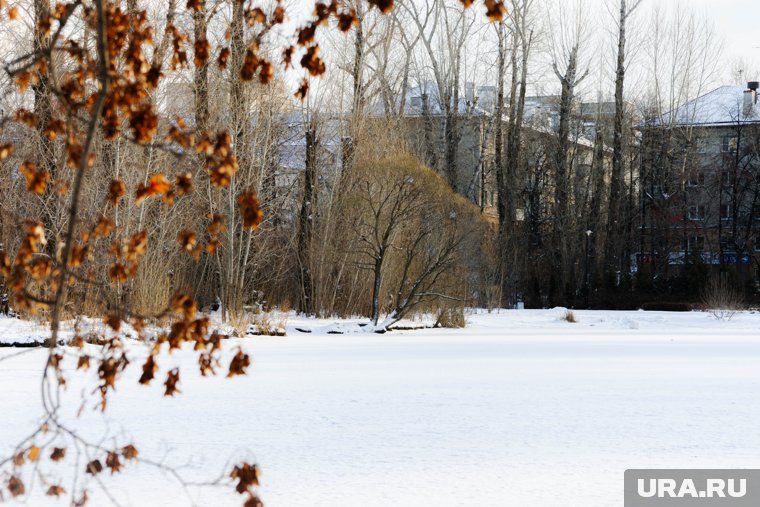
xmin=477 ymin=85 xmax=497 ymax=112
xmin=743 ymin=83 xmax=756 ymax=117
xmin=465 ymin=82 xmax=475 ymax=104
xmin=749 ymin=81 xmax=760 ymax=103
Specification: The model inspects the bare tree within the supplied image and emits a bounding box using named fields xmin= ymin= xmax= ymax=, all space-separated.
xmin=344 ymin=155 xmax=485 ymax=329
xmin=400 ymin=0 xmax=475 ymax=190
xmin=500 ymin=0 xmax=535 ymax=304
xmin=604 ymin=0 xmax=643 ymax=279
xmin=297 ymin=114 xmax=319 ymax=314
xmin=548 ymin=0 xmax=589 ymax=304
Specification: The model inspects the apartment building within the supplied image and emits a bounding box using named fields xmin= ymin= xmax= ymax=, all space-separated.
xmin=638 ymin=82 xmax=760 ymax=284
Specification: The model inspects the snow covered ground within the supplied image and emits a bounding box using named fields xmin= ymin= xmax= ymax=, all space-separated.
xmin=1 ymin=309 xmax=759 ymax=506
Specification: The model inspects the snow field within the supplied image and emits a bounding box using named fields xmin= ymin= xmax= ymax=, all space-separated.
xmin=1 ymin=309 xmax=759 ymax=506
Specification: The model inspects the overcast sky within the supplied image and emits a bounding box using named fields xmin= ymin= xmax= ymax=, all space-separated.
xmin=654 ymin=0 xmax=758 ymax=82
xmin=293 ymin=0 xmax=758 ymax=72
xmin=286 ymin=0 xmax=759 ymax=99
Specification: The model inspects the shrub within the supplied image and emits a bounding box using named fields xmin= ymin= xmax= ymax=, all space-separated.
xmin=340 ymin=154 xmax=489 ymax=329
xmin=435 ymin=306 xmax=466 ymax=328
xmin=701 ymin=277 xmax=745 ymax=320
xmin=563 ymin=310 xmax=577 ymax=323
xmin=227 ymin=312 xmax=251 ymax=338
xmin=248 ymin=313 xmax=288 ymax=336
xmin=67 ymin=333 xmax=109 ymax=346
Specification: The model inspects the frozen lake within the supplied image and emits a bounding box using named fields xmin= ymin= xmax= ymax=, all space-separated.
xmin=1 ymin=309 xmax=759 ymax=506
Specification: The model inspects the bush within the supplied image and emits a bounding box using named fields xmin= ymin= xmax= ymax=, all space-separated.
xmin=248 ymin=313 xmax=288 ymax=336
xmin=563 ymin=310 xmax=577 ymax=323
xmin=339 ymin=154 xmax=489 ymax=329
xmin=701 ymin=277 xmax=745 ymax=320
xmin=435 ymin=306 xmax=466 ymax=328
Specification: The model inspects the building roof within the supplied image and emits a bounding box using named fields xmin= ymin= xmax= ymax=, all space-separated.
xmin=655 ymin=85 xmax=760 ymax=127
xmin=579 ymin=101 xmax=617 ymax=118
xmin=371 ymin=81 xmax=492 ymax=118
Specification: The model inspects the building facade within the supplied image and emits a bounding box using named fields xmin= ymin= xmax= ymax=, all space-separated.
xmin=638 ymin=83 xmax=760 ymax=286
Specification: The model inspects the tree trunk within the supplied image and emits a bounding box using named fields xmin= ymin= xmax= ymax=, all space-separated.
xmin=445 ymin=85 xmax=460 ymax=191
xmin=501 ymin=23 xmax=532 ymax=305
xmin=494 ymin=22 xmax=506 ymax=224
xmin=193 ymin=3 xmax=209 ymax=134
xmin=297 ymin=124 xmax=318 ymax=315
xmin=33 ymin=0 xmax=56 ymax=247
xmin=551 ymin=47 xmax=582 ymax=306
xmin=346 ymin=8 xmax=365 ymax=174
xmin=421 ymin=92 xmax=438 ymax=169
xmin=605 ymin=0 xmax=630 ymax=278
xmin=588 ymin=121 xmax=607 ymax=300
xmin=371 ymin=250 xmax=384 ymax=326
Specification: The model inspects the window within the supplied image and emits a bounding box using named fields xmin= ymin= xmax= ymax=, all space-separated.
xmin=721 ymin=167 xmax=740 ymax=186
xmin=686 ymin=236 xmax=705 ymax=253
xmin=754 ymin=237 xmax=760 ymax=252
xmin=686 ymin=171 xmax=705 ymax=187
xmin=721 ymin=204 xmax=732 ymax=221
xmin=722 ymin=136 xmax=738 ymax=154
xmin=688 ymin=205 xmax=706 ymax=221
xmin=652 ymin=184 xmax=674 ymax=198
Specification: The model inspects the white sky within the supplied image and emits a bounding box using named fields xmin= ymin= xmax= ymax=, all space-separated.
xmin=284 ymin=0 xmax=759 ymax=101
xmin=292 ymin=0 xmax=758 ymax=62
xmin=647 ymin=0 xmax=759 ymax=82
